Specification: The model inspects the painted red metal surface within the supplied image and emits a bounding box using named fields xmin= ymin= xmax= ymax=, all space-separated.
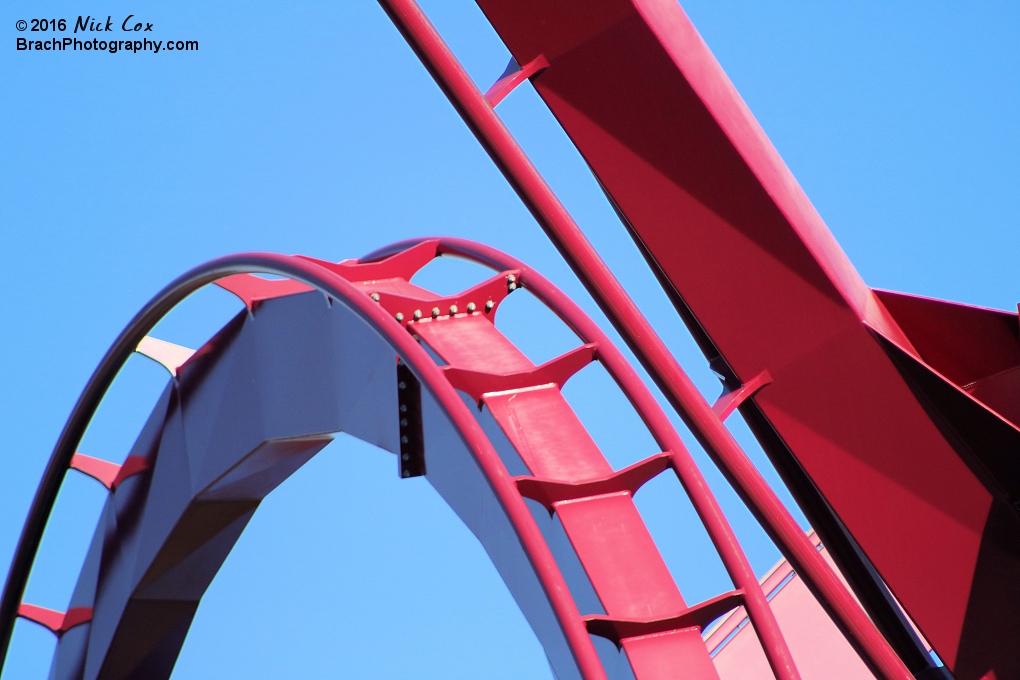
xmin=401 ymin=237 xmax=807 ymax=679
xmin=413 ymin=296 xmax=725 ymax=678
xmin=1 ymin=239 xmax=823 ymax=680
xmin=371 ymin=237 xmax=812 ymax=679
xmin=709 ymin=537 xmax=879 ymax=680
xmin=68 ymin=454 xmax=149 ymax=491
xmin=712 ymin=371 xmax=772 ymax=422
xmin=375 ymin=3 xmax=912 ymax=679
xmin=588 ymin=590 xmax=745 ymax=644
xmin=0 ymin=249 xmax=599 ymax=680
xmin=446 ymin=1 xmax=1019 ymax=677
xmin=15 ymin=606 xmax=92 ymax=636
xmin=5 ymin=0 xmax=1003 ymax=674
xmin=426 ymin=240 xmax=794 ymax=679
xmin=515 ymin=453 xmax=671 ymax=510
xmin=223 ymin=244 xmax=794 ymax=677
xmin=484 ymin=55 xmax=549 ymax=107
xmin=443 ymin=342 xmax=597 ymax=403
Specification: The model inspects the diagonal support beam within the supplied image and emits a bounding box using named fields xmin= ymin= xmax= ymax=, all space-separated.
xmin=484 ymin=55 xmax=549 ymax=107
xmin=713 ymin=370 xmax=773 ymax=421
xmin=373 ymin=2 xmax=910 ymax=678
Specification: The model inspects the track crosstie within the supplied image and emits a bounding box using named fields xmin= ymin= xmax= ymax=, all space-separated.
xmin=4 ymin=239 xmax=802 ymax=680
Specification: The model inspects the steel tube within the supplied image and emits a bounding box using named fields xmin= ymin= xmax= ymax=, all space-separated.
xmin=374 ymin=3 xmax=913 ymax=678
xmin=430 ymin=237 xmax=801 ymax=680
xmin=0 ymin=253 xmax=608 ymax=680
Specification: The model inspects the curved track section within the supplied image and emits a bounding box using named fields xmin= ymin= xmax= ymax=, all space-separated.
xmin=2 ymin=239 xmax=799 ymax=680
xmin=374 ymin=4 xmax=912 ymax=678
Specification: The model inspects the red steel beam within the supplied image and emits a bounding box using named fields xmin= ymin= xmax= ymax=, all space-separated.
xmin=374 ymin=3 xmax=912 ymax=680
xmin=0 ymin=252 xmax=610 ymax=677
xmin=423 ymin=238 xmax=797 ymax=680
xmin=1 ymin=239 xmax=808 ymax=679
xmin=468 ymin=2 xmax=1020 ymax=678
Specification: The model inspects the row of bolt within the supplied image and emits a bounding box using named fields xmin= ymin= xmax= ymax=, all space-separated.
xmin=367 ymin=274 xmax=518 ymax=323
xmin=398 ymin=379 xmax=412 ymax=478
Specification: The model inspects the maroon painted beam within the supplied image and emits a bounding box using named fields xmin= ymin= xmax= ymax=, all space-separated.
xmin=374 ymin=2 xmax=912 ymax=679
xmin=463 ymin=1 xmax=1019 ymax=678
xmin=1 ymin=238 xmax=819 ymax=680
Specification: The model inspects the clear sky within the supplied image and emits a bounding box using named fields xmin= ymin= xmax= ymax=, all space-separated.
xmin=1 ymin=1 xmax=1017 ymax=678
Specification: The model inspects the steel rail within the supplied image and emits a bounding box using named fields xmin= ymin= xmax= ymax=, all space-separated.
xmin=373 ymin=236 xmax=801 ymax=679
xmin=0 ymin=252 xmax=609 ymax=680
xmin=374 ymin=3 xmax=913 ymax=679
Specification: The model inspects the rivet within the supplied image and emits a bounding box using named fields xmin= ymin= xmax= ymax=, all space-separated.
xmin=413 ymin=309 xmax=422 ymax=320
xmin=508 ymin=282 xmax=517 ymax=292
xmin=449 ymin=304 xmax=458 ymax=315
xmin=402 ymin=453 xmax=410 ymax=461
xmin=398 ymin=381 xmax=406 ymax=390
xmin=370 ymin=293 xmax=380 ymax=301
xmin=395 ymin=312 xmax=404 ymax=322
xmin=485 ymin=300 xmax=495 ymax=312
xmin=400 ymin=404 xmax=407 ymax=413
xmin=400 ymin=418 xmax=408 ymax=427
xmin=507 ymin=274 xmax=516 ymax=283
xmin=466 ymin=302 xmax=476 ymax=313
xmin=431 ymin=307 xmax=440 ymax=318
xmin=401 ymin=435 xmax=409 ymax=444
xmin=402 ymin=470 xmax=410 ymax=478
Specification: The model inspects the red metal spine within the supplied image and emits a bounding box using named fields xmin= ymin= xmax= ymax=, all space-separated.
xmin=432 ymin=238 xmax=799 ymax=679
xmin=0 ymin=253 xmax=607 ymax=679
xmin=373 ymin=3 xmax=912 ymax=679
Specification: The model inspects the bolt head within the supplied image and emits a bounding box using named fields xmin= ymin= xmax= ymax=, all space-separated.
xmin=402 ymin=470 xmax=410 ymax=478
xmin=413 ymin=309 xmax=422 ymax=320
xmin=485 ymin=300 xmax=495 ymax=311
xmin=449 ymin=304 xmax=458 ymax=315
xmin=370 ymin=292 xmax=380 ymax=301
xmin=402 ymin=453 xmax=410 ymax=461
xmin=508 ymin=282 xmax=517 ymax=292
xmin=400 ymin=418 xmax=408 ymax=427
xmin=507 ymin=274 xmax=516 ymax=283
xmin=401 ymin=435 xmax=409 ymax=444
xmin=395 ymin=312 xmax=404 ymax=322
xmin=400 ymin=404 xmax=407 ymax=413
xmin=398 ymin=381 xmax=406 ymax=390
xmin=466 ymin=302 xmax=476 ymax=313
xmin=431 ymin=307 xmax=440 ymax=318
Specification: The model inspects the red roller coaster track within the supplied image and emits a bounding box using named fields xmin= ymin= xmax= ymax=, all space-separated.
xmin=4 ymin=1 xmax=1016 ymax=679
xmin=380 ymin=2 xmax=1017 ymax=678
xmin=0 ymin=239 xmax=817 ymax=679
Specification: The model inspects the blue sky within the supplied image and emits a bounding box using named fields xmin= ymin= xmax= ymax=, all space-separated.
xmin=1 ymin=1 xmax=1017 ymax=678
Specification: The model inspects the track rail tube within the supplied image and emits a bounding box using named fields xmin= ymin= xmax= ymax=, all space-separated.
xmin=439 ymin=240 xmax=798 ymax=679
xmin=0 ymin=253 xmax=608 ymax=680
xmin=374 ymin=237 xmax=801 ymax=678
xmin=374 ymin=3 xmax=913 ymax=679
